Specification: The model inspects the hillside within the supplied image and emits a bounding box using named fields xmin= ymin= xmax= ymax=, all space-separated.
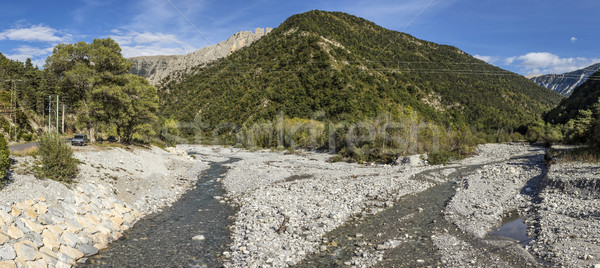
xmin=129 ymin=28 xmax=272 ymax=86
xmin=529 ymin=63 xmax=600 ymax=96
xmin=159 ymin=10 xmax=562 ymax=135
xmin=545 ymin=70 xmax=600 ymax=124
xmin=0 ymin=53 xmax=53 ymax=142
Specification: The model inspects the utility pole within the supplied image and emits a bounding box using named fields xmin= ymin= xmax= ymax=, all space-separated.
xmin=48 ymin=95 xmax=51 ymax=134
xmin=56 ymin=95 xmax=59 ymax=135
xmin=62 ymin=104 xmax=65 ymax=134
xmin=8 ymin=81 xmax=14 ymax=140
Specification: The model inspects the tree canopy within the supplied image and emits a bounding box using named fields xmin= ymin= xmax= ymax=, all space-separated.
xmin=45 ymin=38 xmax=157 ymax=143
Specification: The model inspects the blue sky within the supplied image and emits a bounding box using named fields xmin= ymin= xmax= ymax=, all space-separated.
xmin=0 ymin=0 xmax=598 ymax=75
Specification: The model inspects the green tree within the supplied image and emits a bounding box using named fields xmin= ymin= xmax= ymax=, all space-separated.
xmin=0 ymin=134 xmax=9 ymax=181
xmin=90 ymin=74 xmax=158 ymax=143
xmin=34 ymin=134 xmax=79 ymax=183
xmin=45 ymin=38 xmax=158 ymax=142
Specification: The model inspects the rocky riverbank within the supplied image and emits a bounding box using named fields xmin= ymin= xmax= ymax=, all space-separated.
xmin=0 ymin=146 xmax=205 ymax=267
xmin=180 ymin=145 xmax=435 ymax=267
xmin=527 ymin=161 xmax=600 ymax=267
xmin=180 ymin=143 xmax=566 ymax=267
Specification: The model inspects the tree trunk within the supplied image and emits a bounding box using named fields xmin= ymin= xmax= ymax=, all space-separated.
xmin=89 ymin=126 xmax=95 ymax=143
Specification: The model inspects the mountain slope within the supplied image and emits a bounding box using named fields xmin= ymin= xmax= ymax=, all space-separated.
xmin=529 ymin=63 xmax=600 ymax=96
xmin=129 ymin=28 xmax=272 ymax=86
xmin=545 ymin=70 xmax=600 ymax=124
xmin=159 ymin=10 xmax=563 ymax=133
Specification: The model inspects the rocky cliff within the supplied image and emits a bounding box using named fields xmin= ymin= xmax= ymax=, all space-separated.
xmin=529 ymin=63 xmax=600 ymax=96
xmin=129 ymin=28 xmax=272 ymax=86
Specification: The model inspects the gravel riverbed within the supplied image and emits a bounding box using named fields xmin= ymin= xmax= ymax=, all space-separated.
xmin=181 ymin=143 xmax=598 ymax=267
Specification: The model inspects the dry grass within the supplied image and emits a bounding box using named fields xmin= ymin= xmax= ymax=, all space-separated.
xmin=10 ymin=147 xmax=38 ymax=157
xmin=547 ymin=147 xmax=600 ymax=164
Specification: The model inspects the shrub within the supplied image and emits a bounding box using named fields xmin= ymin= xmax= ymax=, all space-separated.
xmin=34 ymin=134 xmax=79 ymax=183
xmin=0 ymin=134 xmax=9 ymax=181
xmin=427 ymin=150 xmax=457 ymax=165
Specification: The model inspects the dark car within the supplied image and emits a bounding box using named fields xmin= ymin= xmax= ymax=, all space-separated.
xmin=106 ymin=136 xmax=118 ymax=143
xmin=71 ymin=134 xmax=88 ymax=146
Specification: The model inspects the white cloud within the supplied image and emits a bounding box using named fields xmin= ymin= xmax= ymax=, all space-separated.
xmin=473 ymin=54 xmax=498 ymax=64
xmin=0 ymin=25 xmax=68 ymax=42
xmin=570 ymin=36 xmax=577 ymax=43
xmin=4 ymin=45 xmax=54 ymax=67
xmin=504 ymin=56 xmax=516 ymax=65
xmin=506 ymin=52 xmax=600 ymax=74
xmin=133 ymin=32 xmax=182 ymax=44
xmin=14 ymin=45 xmax=54 ymax=56
xmin=120 ymin=45 xmax=189 ymax=57
xmin=110 ymin=30 xmax=194 ymax=57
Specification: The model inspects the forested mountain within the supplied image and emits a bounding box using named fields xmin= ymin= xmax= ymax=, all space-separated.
xmin=529 ymin=63 xmax=600 ymax=96
xmin=159 ymin=10 xmax=562 ymax=135
xmin=545 ymin=70 xmax=600 ymax=124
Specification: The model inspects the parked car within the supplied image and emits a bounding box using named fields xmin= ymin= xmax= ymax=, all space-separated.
xmin=71 ymin=134 xmax=88 ymax=146
xmin=106 ymin=136 xmax=118 ymax=143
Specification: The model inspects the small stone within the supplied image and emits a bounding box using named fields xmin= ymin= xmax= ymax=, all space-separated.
xmin=0 ymin=244 xmax=16 ymax=260
xmin=19 ymin=218 xmax=44 ymax=234
xmin=42 ymin=229 xmax=62 ymax=251
xmin=0 ymin=210 xmax=14 ymax=225
xmin=0 ymin=233 xmax=10 ymax=244
xmin=112 ymin=232 xmax=123 ymax=240
xmin=0 ymin=261 xmax=16 ymax=268
xmin=23 ymin=233 xmax=44 ymax=248
xmin=7 ymin=225 xmax=23 ymax=240
xmin=25 ymin=259 xmax=47 ymax=268
xmin=110 ymin=216 xmax=124 ymax=228
xmin=76 ymin=244 xmax=98 ymax=255
xmin=13 ymin=241 xmax=41 ymax=261
xmin=59 ymin=245 xmax=84 ymax=260
xmin=10 ymin=206 xmax=20 ymax=217
xmin=23 ymin=209 xmax=37 ymax=220
xmin=61 ymin=231 xmax=80 ymax=248
xmin=192 ymin=235 xmax=205 ymax=241
xmin=39 ymin=247 xmax=58 ymax=266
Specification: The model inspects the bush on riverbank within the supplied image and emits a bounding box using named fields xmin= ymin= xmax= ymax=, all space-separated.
xmin=34 ymin=134 xmax=79 ymax=183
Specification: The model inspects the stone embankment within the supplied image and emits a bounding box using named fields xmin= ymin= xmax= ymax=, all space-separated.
xmin=0 ymin=146 xmax=205 ymax=267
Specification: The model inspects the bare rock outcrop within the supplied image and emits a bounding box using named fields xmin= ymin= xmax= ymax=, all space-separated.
xmin=129 ymin=28 xmax=272 ymax=86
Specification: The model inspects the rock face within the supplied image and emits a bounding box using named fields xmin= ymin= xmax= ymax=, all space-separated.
xmin=529 ymin=63 xmax=600 ymax=96
xmin=129 ymin=28 xmax=272 ymax=86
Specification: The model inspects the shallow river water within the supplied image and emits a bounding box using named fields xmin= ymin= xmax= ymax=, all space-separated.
xmin=81 ymin=157 xmax=239 ymax=267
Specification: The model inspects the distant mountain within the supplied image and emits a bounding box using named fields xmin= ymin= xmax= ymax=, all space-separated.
xmin=545 ymin=70 xmax=600 ymax=124
xmin=129 ymin=28 xmax=272 ymax=85
xmin=529 ymin=63 xmax=600 ymax=96
xmin=159 ymin=10 xmax=562 ymax=133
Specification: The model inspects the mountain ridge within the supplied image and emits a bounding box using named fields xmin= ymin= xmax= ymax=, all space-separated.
xmin=529 ymin=63 xmax=600 ymax=96
xmin=129 ymin=27 xmax=272 ymax=85
xmin=159 ymin=10 xmax=562 ymax=135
